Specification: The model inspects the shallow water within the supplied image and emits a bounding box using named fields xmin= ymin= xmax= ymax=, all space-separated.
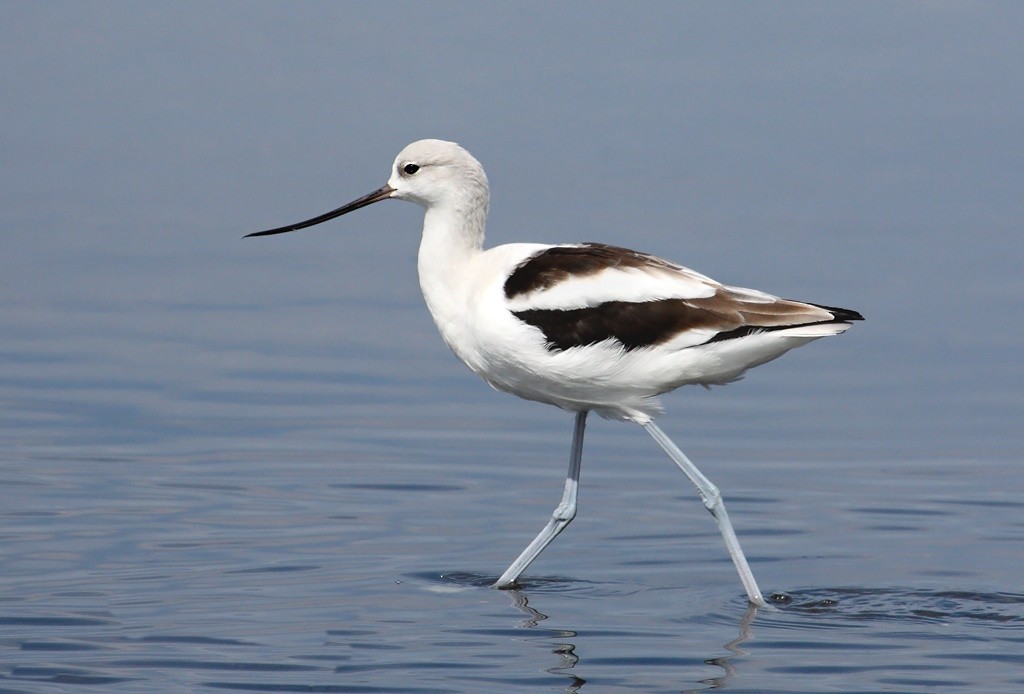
xmin=4 ymin=3 xmax=1024 ymax=692
xmin=2 ymin=287 xmax=1022 ymax=692
xmin=3 ymin=448 xmax=1024 ymax=692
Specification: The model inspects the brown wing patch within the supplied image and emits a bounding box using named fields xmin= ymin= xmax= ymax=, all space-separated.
xmin=503 ymin=243 xmax=677 ymax=299
xmin=513 ymin=299 xmax=730 ymax=351
xmin=513 ymin=290 xmax=861 ymax=352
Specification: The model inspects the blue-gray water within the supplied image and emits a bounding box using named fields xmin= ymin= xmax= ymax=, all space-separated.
xmin=2 ymin=4 xmax=1023 ymax=692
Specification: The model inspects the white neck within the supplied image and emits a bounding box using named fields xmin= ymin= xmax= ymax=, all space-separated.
xmin=416 ymin=200 xmax=487 ymax=347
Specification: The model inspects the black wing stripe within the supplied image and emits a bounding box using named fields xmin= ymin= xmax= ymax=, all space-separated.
xmin=504 ymin=243 xmax=673 ymax=299
xmin=513 ymin=299 xmax=729 ymax=351
xmin=514 ymin=298 xmax=860 ymax=352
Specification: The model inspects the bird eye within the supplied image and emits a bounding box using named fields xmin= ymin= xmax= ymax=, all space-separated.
xmin=403 ymin=163 xmax=420 ymax=175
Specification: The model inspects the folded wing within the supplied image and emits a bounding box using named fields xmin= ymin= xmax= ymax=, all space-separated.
xmin=504 ymin=243 xmax=862 ymax=352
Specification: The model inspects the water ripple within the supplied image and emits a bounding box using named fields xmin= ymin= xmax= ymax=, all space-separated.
xmin=765 ymin=587 xmax=1024 ymax=626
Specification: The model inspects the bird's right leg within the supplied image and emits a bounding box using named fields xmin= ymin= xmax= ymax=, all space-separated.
xmin=643 ymin=421 xmax=766 ymax=607
xmin=494 ymin=411 xmax=588 ymax=588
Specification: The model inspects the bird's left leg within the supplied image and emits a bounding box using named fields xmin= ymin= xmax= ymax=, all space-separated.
xmin=494 ymin=411 xmax=588 ymax=588
xmin=643 ymin=421 xmax=766 ymax=607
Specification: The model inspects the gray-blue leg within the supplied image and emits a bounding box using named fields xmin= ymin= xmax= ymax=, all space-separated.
xmin=495 ymin=411 xmax=588 ymax=588
xmin=643 ymin=421 xmax=766 ymax=607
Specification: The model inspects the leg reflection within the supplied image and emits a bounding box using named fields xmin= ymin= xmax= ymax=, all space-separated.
xmin=504 ymin=588 xmax=585 ymax=692
xmin=504 ymin=588 xmax=763 ymax=693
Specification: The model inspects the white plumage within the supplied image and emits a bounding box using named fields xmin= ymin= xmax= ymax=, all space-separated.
xmin=247 ymin=138 xmax=863 ymax=606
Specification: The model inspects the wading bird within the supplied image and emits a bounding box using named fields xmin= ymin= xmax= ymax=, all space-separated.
xmin=247 ymin=139 xmax=862 ymax=606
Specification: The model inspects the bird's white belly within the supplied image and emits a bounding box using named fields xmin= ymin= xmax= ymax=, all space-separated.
xmin=445 ymin=302 xmax=829 ymax=423
xmin=448 ymin=307 xmax=674 ymax=422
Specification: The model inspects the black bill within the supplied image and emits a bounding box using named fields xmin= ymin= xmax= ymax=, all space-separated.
xmin=245 ymin=184 xmax=395 ymax=238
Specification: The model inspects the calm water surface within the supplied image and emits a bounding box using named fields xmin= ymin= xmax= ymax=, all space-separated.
xmin=3 ymin=3 xmax=1024 ymax=692
xmin=2 ymin=289 xmax=1022 ymax=692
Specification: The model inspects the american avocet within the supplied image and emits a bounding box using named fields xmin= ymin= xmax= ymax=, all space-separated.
xmin=247 ymin=139 xmax=862 ymax=606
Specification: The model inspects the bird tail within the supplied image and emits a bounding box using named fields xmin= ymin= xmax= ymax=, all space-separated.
xmin=808 ymin=303 xmax=864 ymax=323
